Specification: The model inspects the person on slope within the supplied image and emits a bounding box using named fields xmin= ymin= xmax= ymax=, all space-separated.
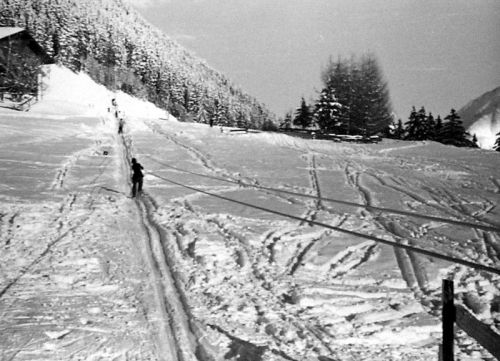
xmin=131 ymin=158 xmax=144 ymax=197
xmin=118 ymin=118 xmax=124 ymax=134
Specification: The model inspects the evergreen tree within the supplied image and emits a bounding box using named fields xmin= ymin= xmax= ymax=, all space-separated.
xmin=355 ymin=54 xmax=392 ymax=135
xmin=294 ymin=97 xmax=313 ymax=129
xmin=394 ymin=119 xmax=405 ymax=139
xmin=434 ymin=115 xmax=443 ymax=141
xmin=494 ymin=132 xmax=500 ymax=151
xmin=440 ymin=109 xmax=470 ymax=147
xmin=281 ymin=111 xmax=293 ymax=129
xmin=424 ymin=112 xmax=436 ymax=140
xmin=322 ymin=57 xmax=352 ymax=133
xmin=471 ymin=134 xmax=479 ymax=148
xmin=321 ymin=54 xmax=392 ymax=135
xmin=405 ymin=106 xmax=421 ymax=140
xmin=314 ymin=86 xmax=342 ymax=133
xmin=210 ymin=98 xmax=224 ymax=126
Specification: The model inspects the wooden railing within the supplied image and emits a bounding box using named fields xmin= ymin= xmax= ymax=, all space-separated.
xmin=440 ymin=279 xmax=500 ymax=360
xmin=0 ymin=91 xmax=37 ymax=111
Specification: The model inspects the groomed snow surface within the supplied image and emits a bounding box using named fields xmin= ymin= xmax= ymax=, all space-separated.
xmin=1 ymin=65 xmax=499 ymax=361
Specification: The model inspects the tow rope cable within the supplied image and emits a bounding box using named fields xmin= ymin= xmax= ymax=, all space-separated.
xmin=144 ymin=155 xmax=500 ymax=234
xmin=149 ymin=171 xmax=500 ymax=276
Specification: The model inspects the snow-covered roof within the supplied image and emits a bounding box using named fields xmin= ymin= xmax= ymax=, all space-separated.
xmin=0 ymin=27 xmax=24 ymax=40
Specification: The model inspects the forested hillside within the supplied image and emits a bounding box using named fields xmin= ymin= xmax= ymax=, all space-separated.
xmin=0 ymin=0 xmax=275 ymax=128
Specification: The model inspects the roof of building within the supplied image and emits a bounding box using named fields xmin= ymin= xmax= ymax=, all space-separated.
xmin=0 ymin=27 xmax=24 ymax=40
xmin=0 ymin=27 xmax=53 ymax=64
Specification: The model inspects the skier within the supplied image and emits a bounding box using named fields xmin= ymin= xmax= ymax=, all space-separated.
xmin=118 ymin=118 xmax=124 ymax=134
xmin=131 ymin=158 xmax=144 ymax=197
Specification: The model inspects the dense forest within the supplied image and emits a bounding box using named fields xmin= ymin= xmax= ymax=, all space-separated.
xmin=0 ymin=0 xmax=275 ymax=128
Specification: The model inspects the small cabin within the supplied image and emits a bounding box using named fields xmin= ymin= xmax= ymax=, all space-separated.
xmin=0 ymin=27 xmax=53 ymax=101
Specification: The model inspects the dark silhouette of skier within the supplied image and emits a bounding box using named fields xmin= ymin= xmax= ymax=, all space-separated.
xmin=131 ymin=158 xmax=144 ymax=197
xmin=118 ymin=118 xmax=124 ymax=134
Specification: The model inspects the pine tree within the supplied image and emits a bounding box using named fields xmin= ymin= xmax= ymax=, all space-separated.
xmin=294 ymin=97 xmax=313 ymax=129
xmin=425 ymin=112 xmax=436 ymax=140
xmin=471 ymin=134 xmax=479 ymax=148
xmin=434 ymin=115 xmax=443 ymax=141
xmin=440 ymin=109 xmax=470 ymax=147
xmin=322 ymin=58 xmax=351 ymax=133
xmin=281 ymin=111 xmax=293 ymax=129
xmin=493 ymin=132 xmax=500 ymax=151
xmin=405 ymin=106 xmax=421 ymax=140
xmin=210 ymin=98 xmax=224 ymax=126
xmin=314 ymin=86 xmax=342 ymax=133
xmin=356 ymin=54 xmax=392 ymax=135
xmin=394 ymin=119 xmax=405 ymax=139
xmin=321 ymin=54 xmax=391 ymax=135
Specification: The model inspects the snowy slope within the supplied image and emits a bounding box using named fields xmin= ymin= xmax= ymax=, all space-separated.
xmin=1 ymin=66 xmax=500 ymax=361
xmin=32 ymin=64 xmax=168 ymax=120
xmin=459 ymin=86 xmax=500 ymax=149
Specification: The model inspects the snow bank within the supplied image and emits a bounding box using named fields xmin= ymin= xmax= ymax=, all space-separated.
xmin=31 ymin=65 xmax=169 ymax=121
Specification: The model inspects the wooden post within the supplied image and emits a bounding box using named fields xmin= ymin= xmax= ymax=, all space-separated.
xmin=442 ymin=279 xmax=455 ymax=361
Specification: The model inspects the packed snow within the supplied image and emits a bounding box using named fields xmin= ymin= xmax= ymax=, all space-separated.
xmin=1 ymin=65 xmax=499 ymax=361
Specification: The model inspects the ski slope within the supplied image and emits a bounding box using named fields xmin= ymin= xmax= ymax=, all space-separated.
xmin=1 ymin=65 xmax=499 ymax=360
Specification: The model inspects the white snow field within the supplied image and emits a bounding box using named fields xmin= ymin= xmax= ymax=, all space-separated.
xmin=1 ymin=65 xmax=499 ymax=361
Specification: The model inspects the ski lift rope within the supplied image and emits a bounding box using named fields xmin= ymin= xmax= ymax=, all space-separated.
xmin=146 ymin=170 xmax=500 ymax=276
xmin=138 ymin=153 xmax=500 ymax=276
xmin=143 ymin=154 xmax=500 ymax=233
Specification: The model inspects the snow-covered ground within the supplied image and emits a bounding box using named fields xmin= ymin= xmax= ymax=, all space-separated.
xmin=1 ymin=66 xmax=499 ymax=360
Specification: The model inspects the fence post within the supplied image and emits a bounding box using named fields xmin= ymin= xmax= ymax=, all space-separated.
xmin=441 ymin=279 xmax=455 ymax=361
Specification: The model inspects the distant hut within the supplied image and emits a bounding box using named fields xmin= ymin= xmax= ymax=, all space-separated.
xmin=0 ymin=27 xmax=53 ymax=101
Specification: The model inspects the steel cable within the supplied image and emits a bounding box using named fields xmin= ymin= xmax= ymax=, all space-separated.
xmin=149 ymin=171 xmax=500 ymax=276
xmin=143 ymin=155 xmax=500 ymax=234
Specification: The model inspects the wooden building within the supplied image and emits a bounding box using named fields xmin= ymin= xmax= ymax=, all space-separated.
xmin=0 ymin=27 xmax=53 ymax=99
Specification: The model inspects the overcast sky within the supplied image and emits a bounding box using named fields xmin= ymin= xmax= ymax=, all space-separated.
xmin=128 ymin=0 xmax=500 ymax=119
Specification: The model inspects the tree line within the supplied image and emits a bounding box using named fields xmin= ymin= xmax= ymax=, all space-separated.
xmin=282 ymin=54 xmax=392 ymax=136
xmin=0 ymin=0 xmax=276 ymax=129
xmin=387 ymin=107 xmax=478 ymax=148
xmin=280 ymin=52 xmax=490 ymax=149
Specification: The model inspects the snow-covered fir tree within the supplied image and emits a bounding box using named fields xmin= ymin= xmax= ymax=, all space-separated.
xmin=314 ymin=86 xmax=342 ymax=133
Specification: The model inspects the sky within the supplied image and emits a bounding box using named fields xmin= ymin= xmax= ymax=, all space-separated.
xmin=126 ymin=0 xmax=500 ymax=120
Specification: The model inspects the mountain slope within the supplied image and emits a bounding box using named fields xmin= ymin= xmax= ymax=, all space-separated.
xmin=458 ymin=86 xmax=500 ymax=149
xmin=0 ymin=0 xmax=274 ymax=128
